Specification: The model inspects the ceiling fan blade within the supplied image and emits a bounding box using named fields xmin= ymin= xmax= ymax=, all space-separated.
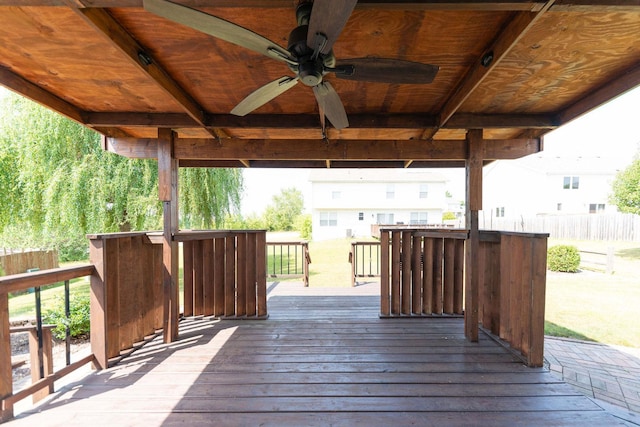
xmin=307 ymin=0 xmax=357 ymax=55
xmin=313 ymin=82 xmax=349 ymax=130
xmin=231 ymin=76 xmax=299 ymax=116
xmin=144 ymin=0 xmax=294 ymax=64
xmin=334 ymin=58 xmax=439 ymax=84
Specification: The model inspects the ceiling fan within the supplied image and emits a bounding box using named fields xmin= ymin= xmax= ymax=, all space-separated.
xmin=143 ymin=0 xmax=439 ymax=130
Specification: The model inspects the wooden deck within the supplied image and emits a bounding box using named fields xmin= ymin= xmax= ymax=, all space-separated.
xmin=8 ymin=282 xmax=626 ymax=426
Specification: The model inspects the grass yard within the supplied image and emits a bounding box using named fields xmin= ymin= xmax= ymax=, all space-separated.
xmin=544 ymin=238 xmax=640 ymax=348
xmin=8 ymin=278 xmax=90 ymax=320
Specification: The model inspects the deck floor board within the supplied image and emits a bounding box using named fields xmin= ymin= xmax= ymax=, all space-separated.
xmin=8 ymin=282 xmax=627 ymax=426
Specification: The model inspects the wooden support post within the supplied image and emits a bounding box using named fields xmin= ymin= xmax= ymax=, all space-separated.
xmin=0 ymin=292 xmax=13 ymax=422
xmin=465 ymin=129 xmax=484 ymax=342
xmin=158 ymin=128 xmax=179 ymax=343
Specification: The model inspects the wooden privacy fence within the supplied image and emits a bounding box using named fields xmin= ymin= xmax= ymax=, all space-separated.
xmin=478 ymin=231 xmax=548 ymax=367
xmin=380 ymin=229 xmax=466 ymax=317
xmin=0 ymin=265 xmax=96 ymax=422
xmin=89 ymin=232 xmax=164 ymax=369
xmin=0 ymin=249 xmax=59 ymax=277
xmin=179 ymin=230 xmax=267 ymax=319
xmin=266 ymin=241 xmax=310 ymax=287
xmin=484 ymin=213 xmax=640 ymax=241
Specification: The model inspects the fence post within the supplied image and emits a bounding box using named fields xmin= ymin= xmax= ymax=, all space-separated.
xmin=606 ymin=246 xmax=615 ymax=274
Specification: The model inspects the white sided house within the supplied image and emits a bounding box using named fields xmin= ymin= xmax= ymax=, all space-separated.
xmin=309 ymin=170 xmax=448 ymax=241
xmin=481 ymin=155 xmax=626 ymax=227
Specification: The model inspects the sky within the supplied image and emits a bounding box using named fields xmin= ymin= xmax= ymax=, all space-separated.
xmin=241 ymin=86 xmax=640 ymax=215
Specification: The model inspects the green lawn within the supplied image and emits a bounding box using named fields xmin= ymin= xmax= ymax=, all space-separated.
xmin=9 ymin=278 xmax=90 ymax=320
xmin=544 ymin=238 xmax=640 ymax=348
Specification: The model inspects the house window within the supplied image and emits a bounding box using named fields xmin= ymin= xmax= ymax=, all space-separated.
xmin=386 ymin=184 xmax=395 ymax=199
xmin=589 ymin=204 xmax=605 ymax=214
xmin=563 ymin=176 xmax=579 ymax=190
xmin=358 ymin=212 xmax=364 ymax=221
xmin=320 ymin=212 xmax=337 ymax=226
xmin=419 ymin=184 xmax=428 ymax=199
xmin=377 ymin=213 xmax=394 ymax=224
xmin=332 ymin=191 xmax=341 ymax=199
xmin=495 ymin=207 xmax=505 ymax=217
xmin=410 ymin=212 xmax=428 ymax=225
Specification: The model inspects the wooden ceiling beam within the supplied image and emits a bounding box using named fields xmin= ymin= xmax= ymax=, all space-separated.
xmin=0 ymin=66 xmax=131 ymax=137
xmin=0 ymin=66 xmax=85 ymax=124
xmin=556 ymin=61 xmax=640 ymax=126
xmin=437 ymin=1 xmax=555 ymax=128
xmin=104 ymin=136 xmax=542 ymax=162
xmin=70 ymin=6 xmax=213 ymax=135
xmin=3 ymin=0 xmax=637 ymax=11
xmin=84 ymin=112 xmax=557 ymax=129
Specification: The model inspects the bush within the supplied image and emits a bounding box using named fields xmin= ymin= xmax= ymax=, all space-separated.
xmin=43 ymin=294 xmax=91 ymax=339
xmin=547 ymin=245 xmax=581 ymax=272
xmin=55 ymin=236 xmax=89 ymax=262
xmin=442 ymin=211 xmax=457 ymax=221
xmin=295 ymin=214 xmax=312 ymax=240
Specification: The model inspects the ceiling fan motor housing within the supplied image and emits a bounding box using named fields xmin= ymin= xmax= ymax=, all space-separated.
xmin=288 ymin=25 xmax=323 ymax=86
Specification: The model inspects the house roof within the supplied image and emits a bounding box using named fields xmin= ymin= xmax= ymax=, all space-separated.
xmin=487 ymin=154 xmax=631 ymax=177
xmin=309 ymin=169 xmax=447 ymax=183
xmin=1 ymin=1 xmax=639 ymax=168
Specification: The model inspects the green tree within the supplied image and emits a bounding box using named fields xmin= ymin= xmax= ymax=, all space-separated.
xmin=263 ymin=187 xmax=304 ymax=231
xmin=0 ymin=93 xmax=242 ymax=258
xmin=611 ymin=156 xmax=640 ymax=215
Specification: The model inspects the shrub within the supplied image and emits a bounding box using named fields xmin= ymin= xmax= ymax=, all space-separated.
xmin=295 ymin=214 xmax=312 ymax=240
xmin=43 ymin=294 xmax=91 ymax=339
xmin=547 ymin=245 xmax=580 ymax=272
xmin=55 ymin=237 xmax=89 ymax=262
xmin=442 ymin=211 xmax=457 ymax=221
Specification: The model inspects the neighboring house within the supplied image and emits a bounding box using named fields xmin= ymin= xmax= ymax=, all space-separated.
xmin=309 ymin=169 xmax=448 ymax=241
xmin=481 ymin=155 xmax=626 ymax=226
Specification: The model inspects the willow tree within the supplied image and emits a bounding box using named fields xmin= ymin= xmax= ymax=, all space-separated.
xmin=0 ymin=92 xmax=242 ymax=259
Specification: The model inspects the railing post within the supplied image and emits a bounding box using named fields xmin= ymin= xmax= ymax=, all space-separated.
xmin=303 ymin=242 xmax=310 ymax=287
xmin=350 ymin=243 xmax=356 ymax=287
xmin=256 ymin=231 xmax=267 ymax=317
xmin=380 ymin=231 xmax=390 ymax=316
xmin=89 ymin=238 xmax=109 ymax=370
xmin=0 ymin=291 xmax=13 ymax=422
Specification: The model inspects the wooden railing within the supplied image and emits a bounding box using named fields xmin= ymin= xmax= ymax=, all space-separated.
xmin=266 ymin=241 xmax=310 ymax=287
xmin=380 ymin=228 xmax=548 ymax=367
xmin=179 ymin=230 xmax=267 ymax=319
xmin=349 ymin=241 xmax=382 ymax=287
xmin=0 ymin=265 xmax=96 ymax=422
xmin=380 ymin=229 xmax=466 ymax=317
xmin=478 ymin=231 xmax=548 ymax=367
xmin=88 ymin=232 xmax=164 ymax=370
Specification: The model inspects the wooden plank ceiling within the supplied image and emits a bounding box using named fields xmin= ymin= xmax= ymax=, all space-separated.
xmin=0 ymin=1 xmax=639 ymax=168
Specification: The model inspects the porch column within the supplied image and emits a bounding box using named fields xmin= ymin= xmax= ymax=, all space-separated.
xmin=465 ymin=129 xmax=483 ymax=342
xmin=158 ymin=128 xmax=179 ymax=342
